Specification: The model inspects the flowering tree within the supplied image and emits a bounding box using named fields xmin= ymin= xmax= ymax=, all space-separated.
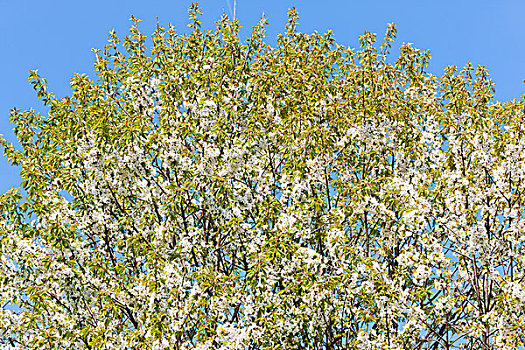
xmin=1 ymin=5 xmax=525 ymax=349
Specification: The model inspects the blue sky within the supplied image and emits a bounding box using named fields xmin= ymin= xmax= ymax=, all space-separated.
xmin=1 ymin=0 xmax=525 ymax=193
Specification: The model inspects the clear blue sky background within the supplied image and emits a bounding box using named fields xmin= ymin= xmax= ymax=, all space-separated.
xmin=1 ymin=0 xmax=525 ymax=194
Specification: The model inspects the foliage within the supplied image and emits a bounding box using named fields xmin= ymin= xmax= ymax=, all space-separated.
xmin=1 ymin=5 xmax=525 ymax=349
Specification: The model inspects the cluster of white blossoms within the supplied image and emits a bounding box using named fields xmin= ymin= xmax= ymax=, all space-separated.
xmin=1 ymin=8 xmax=525 ymax=350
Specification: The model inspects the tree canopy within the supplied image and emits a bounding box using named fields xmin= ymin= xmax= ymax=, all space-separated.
xmin=1 ymin=5 xmax=525 ymax=349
